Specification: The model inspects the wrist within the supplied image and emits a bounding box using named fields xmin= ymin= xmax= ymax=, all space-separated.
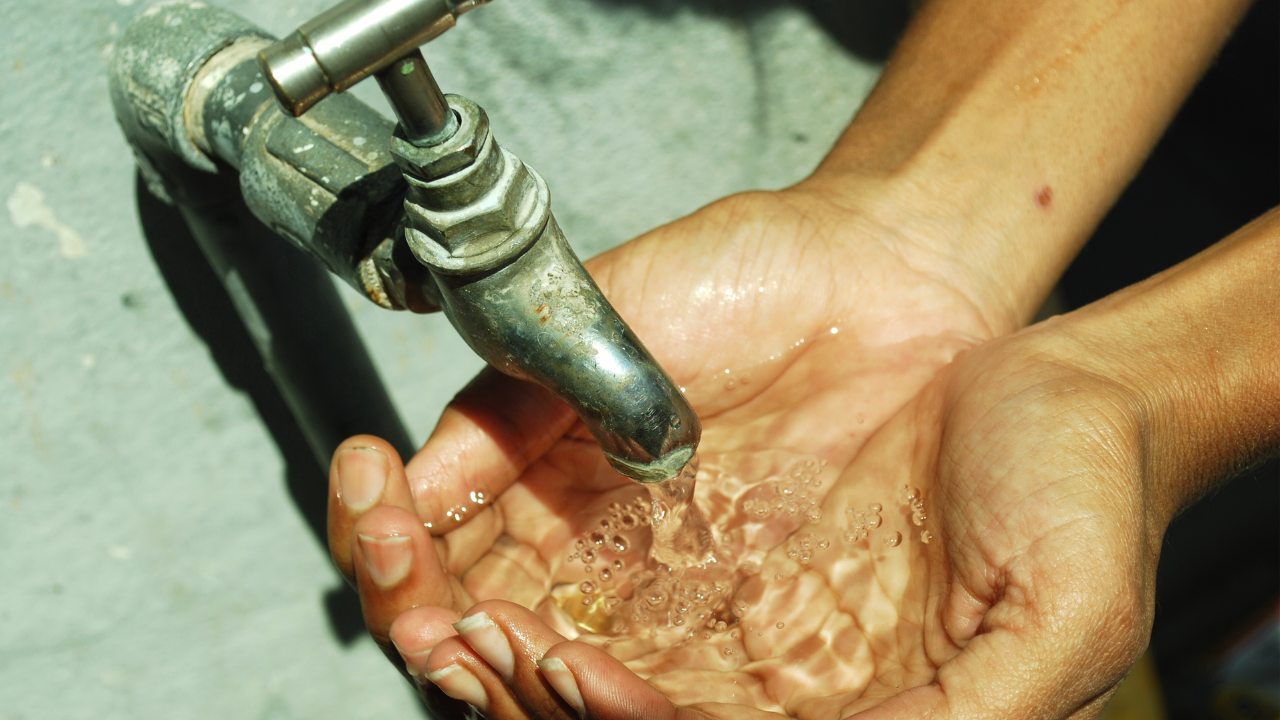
xmin=1036 ymin=210 xmax=1280 ymax=525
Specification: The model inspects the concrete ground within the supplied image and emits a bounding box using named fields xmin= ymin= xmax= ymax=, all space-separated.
xmin=0 ymin=0 xmax=884 ymax=717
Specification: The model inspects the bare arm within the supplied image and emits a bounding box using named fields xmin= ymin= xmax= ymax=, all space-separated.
xmin=806 ymin=0 xmax=1255 ymax=333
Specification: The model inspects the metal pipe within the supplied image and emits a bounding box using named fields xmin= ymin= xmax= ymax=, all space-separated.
xmin=374 ymin=49 xmax=458 ymax=146
xmin=257 ymin=0 xmax=486 ymax=117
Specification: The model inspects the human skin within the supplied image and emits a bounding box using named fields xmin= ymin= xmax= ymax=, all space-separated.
xmin=322 ymin=0 xmax=1269 ymax=716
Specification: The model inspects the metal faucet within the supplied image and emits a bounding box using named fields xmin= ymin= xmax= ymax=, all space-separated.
xmin=109 ymin=0 xmax=699 ymax=482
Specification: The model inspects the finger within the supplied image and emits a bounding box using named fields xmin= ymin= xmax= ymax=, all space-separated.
xmin=452 ymin=601 xmax=579 ymax=720
xmin=351 ymin=505 xmax=470 ymax=649
xmin=388 ymin=606 xmax=488 ymax=720
xmin=424 ymin=635 xmax=533 ymax=720
xmin=405 ymin=367 xmax=577 ymax=534
xmin=328 ymin=435 xmax=417 ymax=583
xmin=539 ymin=640 xmax=719 ymax=720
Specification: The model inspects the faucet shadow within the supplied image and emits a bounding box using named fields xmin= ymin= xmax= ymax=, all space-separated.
xmin=134 ymin=174 xmax=374 ymax=649
xmin=589 ymin=0 xmax=913 ymax=62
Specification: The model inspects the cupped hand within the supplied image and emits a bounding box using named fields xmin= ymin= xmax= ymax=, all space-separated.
xmin=327 ymin=182 xmax=1105 ymax=718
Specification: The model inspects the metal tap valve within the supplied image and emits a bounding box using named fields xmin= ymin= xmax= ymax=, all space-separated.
xmin=256 ymin=0 xmax=701 ymax=482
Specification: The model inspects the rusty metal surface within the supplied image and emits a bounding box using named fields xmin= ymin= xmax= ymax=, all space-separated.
xmin=396 ymin=96 xmax=701 ymax=481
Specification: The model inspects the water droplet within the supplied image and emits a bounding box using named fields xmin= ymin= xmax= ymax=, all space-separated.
xmin=867 ymin=514 xmax=882 ymax=529
xmin=580 ymin=581 xmax=596 ymax=594
xmin=868 ymin=503 xmax=882 ymax=513
xmin=921 ymin=530 xmax=933 ymax=544
xmin=776 ymin=622 xmax=785 ymax=629
xmin=470 ymin=490 xmax=487 ymax=504
xmin=613 ymin=560 xmax=624 ymax=570
xmin=575 ymin=539 xmax=586 ymax=551
xmin=589 ymin=532 xmax=606 ymax=547
xmin=818 ymin=539 xmax=829 ymax=549
xmin=912 ymin=511 xmax=927 ymax=526
xmin=612 ymin=536 xmax=629 ymax=553
xmin=599 ymin=568 xmax=613 ymax=581
xmin=884 ymin=531 xmax=902 ymax=547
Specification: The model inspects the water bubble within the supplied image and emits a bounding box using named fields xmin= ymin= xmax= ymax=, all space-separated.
xmin=613 ymin=560 xmax=624 ymax=570
xmin=605 ymin=597 xmax=621 ymax=609
xmin=470 ymin=490 xmax=487 ymax=505
xmin=582 ymin=549 xmax=596 ymax=564
xmin=805 ymin=506 xmax=823 ymax=524
xmin=912 ymin=511 xmax=927 ymax=526
xmin=884 ymin=531 xmax=902 ymax=547
xmin=612 ymin=536 xmax=629 ymax=553
xmin=589 ymin=532 xmax=606 ymax=547
xmin=599 ymin=568 xmax=613 ymax=581
xmin=582 ymin=597 xmax=593 ymax=606
xmin=715 ymin=621 xmax=727 ymax=632
xmin=723 ymin=647 xmax=733 ymax=656
xmin=575 ymin=539 xmax=586 ymax=551
xmin=774 ymin=574 xmax=784 ymax=581
xmin=566 ymin=554 xmax=576 ymax=562
xmin=730 ymin=628 xmax=741 ymax=639
xmin=580 ymin=581 xmax=597 ymax=594
xmin=673 ymin=616 xmax=685 ymax=626
xmin=786 ymin=503 xmax=800 ymax=516
xmin=867 ymin=514 xmax=882 ymax=529
xmin=584 ymin=565 xmax=594 ymax=573
xmin=817 ymin=539 xmax=829 ymax=549
xmin=619 ymin=513 xmax=638 ymax=530
xmin=798 ymin=550 xmax=812 ymax=564
xmin=868 ymin=503 xmax=882 ymax=513
xmin=599 ymin=519 xmax=613 ymax=532
xmin=776 ymin=622 xmax=785 ymax=629
xmin=702 ymin=631 xmax=712 ymax=640
xmin=920 ymin=530 xmax=933 ymax=544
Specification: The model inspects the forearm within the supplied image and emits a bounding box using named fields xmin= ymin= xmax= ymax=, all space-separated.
xmin=1057 ymin=207 xmax=1280 ymax=524
xmin=810 ymin=0 xmax=1253 ymax=332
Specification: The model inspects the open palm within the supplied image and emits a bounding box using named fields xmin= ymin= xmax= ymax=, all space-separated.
xmin=327 ymin=185 xmax=1123 ymax=719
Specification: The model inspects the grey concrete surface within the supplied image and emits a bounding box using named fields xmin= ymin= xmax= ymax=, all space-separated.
xmin=0 ymin=0 xmax=882 ymax=716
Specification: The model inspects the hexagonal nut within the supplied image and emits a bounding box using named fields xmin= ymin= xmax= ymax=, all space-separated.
xmin=391 ymin=94 xmax=490 ymax=181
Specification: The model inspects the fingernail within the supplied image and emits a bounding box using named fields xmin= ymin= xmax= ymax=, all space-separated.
xmin=453 ymin=612 xmax=515 ymax=681
xmin=357 ymin=533 xmax=413 ymax=588
xmin=425 ymin=664 xmax=489 ymax=711
xmin=538 ymin=657 xmax=585 ymax=718
xmin=337 ymin=447 xmax=388 ymax=512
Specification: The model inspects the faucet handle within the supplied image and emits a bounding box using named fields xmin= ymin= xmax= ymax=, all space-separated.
xmin=258 ymin=0 xmax=488 ymax=144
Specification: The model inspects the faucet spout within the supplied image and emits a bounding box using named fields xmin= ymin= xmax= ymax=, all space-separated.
xmin=393 ymin=96 xmax=701 ymax=482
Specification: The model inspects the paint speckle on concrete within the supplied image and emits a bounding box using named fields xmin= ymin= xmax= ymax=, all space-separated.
xmin=7 ymin=181 xmax=88 ymax=258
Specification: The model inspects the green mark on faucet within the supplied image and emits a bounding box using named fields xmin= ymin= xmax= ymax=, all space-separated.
xmin=400 ymin=59 xmax=415 ymax=75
